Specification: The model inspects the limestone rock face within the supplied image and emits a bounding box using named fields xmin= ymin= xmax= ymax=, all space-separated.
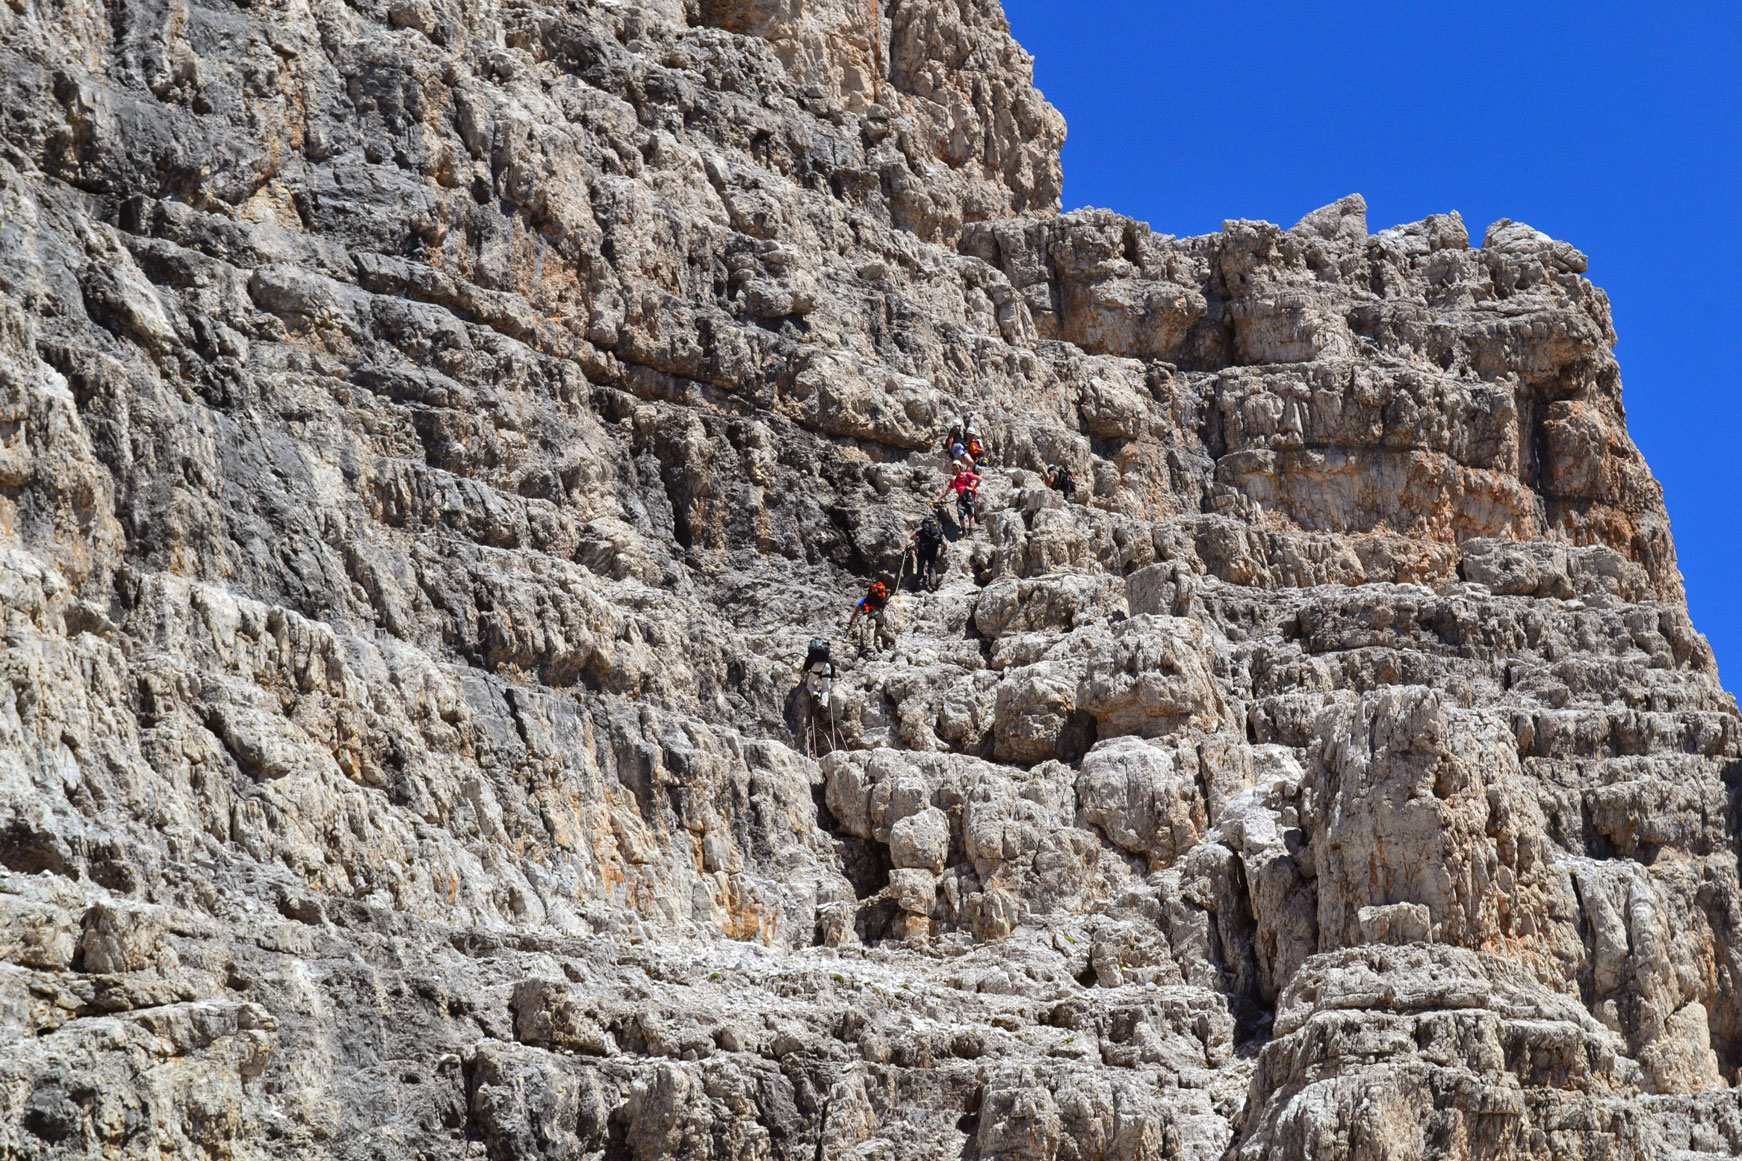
xmin=0 ymin=0 xmax=1736 ymax=1158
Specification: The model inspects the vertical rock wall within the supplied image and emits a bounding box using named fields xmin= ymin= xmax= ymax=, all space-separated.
xmin=0 ymin=0 xmax=1738 ymax=1158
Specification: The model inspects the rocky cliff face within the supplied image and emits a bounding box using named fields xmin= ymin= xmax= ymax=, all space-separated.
xmin=1 ymin=0 xmax=1739 ymax=1158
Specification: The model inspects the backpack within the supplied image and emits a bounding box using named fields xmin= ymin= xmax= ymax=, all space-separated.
xmin=965 ymin=438 xmax=985 ymax=461
xmin=1053 ymin=467 xmax=1074 ymax=492
xmin=866 ymin=581 xmax=889 ymax=609
xmin=805 ymin=638 xmax=831 ymax=671
xmin=917 ymin=516 xmax=943 ymax=549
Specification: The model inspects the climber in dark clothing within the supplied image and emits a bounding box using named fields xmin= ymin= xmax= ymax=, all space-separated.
xmin=1045 ymin=463 xmax=1076 ymax=501
xmin=846 ymin=579 xmax=895 ymax=655
xmin=906 ymin=510 xmax=949 ymax=591
xmin=943 ymin=421 xmax=966 ymax=459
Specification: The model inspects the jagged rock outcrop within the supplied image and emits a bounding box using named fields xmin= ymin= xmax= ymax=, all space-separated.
xmin=1 ymin=0 xmax=1738 ymax=1158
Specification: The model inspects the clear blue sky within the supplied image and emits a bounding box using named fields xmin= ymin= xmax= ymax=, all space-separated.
xmin=1001 ymin=0 xmax=1742 ymax=687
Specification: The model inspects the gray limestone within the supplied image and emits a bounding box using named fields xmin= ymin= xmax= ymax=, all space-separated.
xmin=0 ymin=0 xmax=1738 ymax=1157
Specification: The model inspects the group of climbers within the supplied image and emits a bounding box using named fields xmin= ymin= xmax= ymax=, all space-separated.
xmin=796 ymin=418 xmax=1077 ymax=755
xmin=944 ymin=420 xmax=986 ymax=471
xmin=938 ymin=419 xmax=985 ymax=532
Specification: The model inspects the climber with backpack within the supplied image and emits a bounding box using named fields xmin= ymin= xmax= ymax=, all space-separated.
xmin=943 ymin=420 xmax=966 ymax=460
xmin=797 ymin=638 xmax=838 ymax=756
xmin=944 ymin=420 xmax=975 ymax=472
xmin=948 ymin=424 xmax=986 ymax=472
xmin=846 ymin=577 xmax=896 ymax=655
xmin=962 ymin=426 xmax=987 ymax=468
xmin=1045 ymin=463 xmax=1076 ymax=501
xmin=905 ymin=508 xmax=949 ymax=591
xmin=938 ymin=464 xmax=982 ymax=533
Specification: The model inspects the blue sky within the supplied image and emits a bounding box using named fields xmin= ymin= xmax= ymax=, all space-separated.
xmin=1000 ymin=0 xmax=1742 ymax=686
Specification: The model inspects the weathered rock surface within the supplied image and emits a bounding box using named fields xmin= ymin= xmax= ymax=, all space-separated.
xmin=0 ymin=0 xmax=1737 ymax=1157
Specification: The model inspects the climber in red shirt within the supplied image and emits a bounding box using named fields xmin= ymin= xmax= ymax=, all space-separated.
xmin=938 ymin=466 xmax=981 ymax=533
